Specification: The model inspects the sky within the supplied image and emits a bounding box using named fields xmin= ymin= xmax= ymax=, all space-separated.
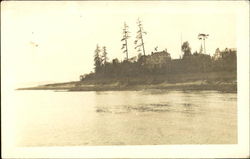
xmin=1 ymin=1 xmax=243 ymax=87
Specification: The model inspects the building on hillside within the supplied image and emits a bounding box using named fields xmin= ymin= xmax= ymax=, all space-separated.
xmin=213 ymin=48 xmax=237 ymax=60
xmin=144 ymin=49 xmax=171 ymax=69
xmin=225 ymin=48 xmax=237 ymax=53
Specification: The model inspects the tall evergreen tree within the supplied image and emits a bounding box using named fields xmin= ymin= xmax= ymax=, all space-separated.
xmin=101 ymin=46 xmax=108 ymax=74
xmin=102 ymin=46 xmax=108 ymax=65
xmin=134 ymin=18 xmax=147 ymax=56
xmin=121 ymin=22 xmax=130 ymax=61
xmin=94 ymin=44 xmax=101 ymax=73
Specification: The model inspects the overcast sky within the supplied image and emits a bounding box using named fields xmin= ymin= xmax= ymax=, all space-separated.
xmin=2 ymin=1 xmax=244 ymax=87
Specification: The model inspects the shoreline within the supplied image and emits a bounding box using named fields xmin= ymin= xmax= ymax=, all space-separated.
xmin=17 ymin=72 xmax=237 ymax=93
xmin=17 ymin=81 xmax=237 ymax=93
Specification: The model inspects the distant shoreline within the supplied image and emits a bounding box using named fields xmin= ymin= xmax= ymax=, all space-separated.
xmin=16 ymin=82 xmax=237 ymax=93
xmin=17 ymin=72 xmax=237 ymax=93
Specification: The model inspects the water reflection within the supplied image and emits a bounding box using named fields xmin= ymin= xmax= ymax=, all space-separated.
xmin=96 ymin=103 xmax=172 ymax=114
xmin=13 ymin=90 xmax=237 ymax=146
xmin=95 ymin=102 xmax=199 ymax=115
xmin=94 ymin=90 xmax=214 ymax=117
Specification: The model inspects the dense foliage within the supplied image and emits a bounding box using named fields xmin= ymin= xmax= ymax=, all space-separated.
xmin=82 ymin=44 xmax=236 ymax=81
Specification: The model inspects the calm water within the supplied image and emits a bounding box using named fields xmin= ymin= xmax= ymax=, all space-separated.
xmin=10 ymin=90 xmax=237 ymax=146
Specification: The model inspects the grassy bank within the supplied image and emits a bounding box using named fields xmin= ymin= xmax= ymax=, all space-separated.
xmin=17 ymin=71 xmax=237 ymax=92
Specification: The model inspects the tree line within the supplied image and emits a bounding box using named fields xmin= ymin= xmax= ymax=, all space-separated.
xmin=80 ymin=19 xmax=236 ymax=81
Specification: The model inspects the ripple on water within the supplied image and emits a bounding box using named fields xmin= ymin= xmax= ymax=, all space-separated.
xmin=95 ymin=103 xmax=173 ymax=114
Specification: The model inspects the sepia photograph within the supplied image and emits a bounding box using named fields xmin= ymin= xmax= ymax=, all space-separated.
xmin=1 ymin=1 xmax=249 ymax=158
